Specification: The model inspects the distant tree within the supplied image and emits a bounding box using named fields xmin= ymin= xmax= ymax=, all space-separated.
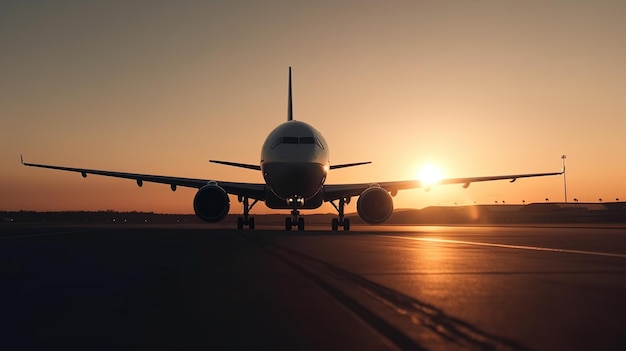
xmin=574 ymin=198 xmax=579 ymax=202
xmin=502 ymin=200 xmax=506 ymax=204
xmin=616 ymin=198 xmax=620 ymax=202
xmin=599 ymin=198 xmax=603 ymax=202
xmin=522 ymin=200 xmax=526 ymax=205
xmin=545 ymin=198 xmax=549 ymax=202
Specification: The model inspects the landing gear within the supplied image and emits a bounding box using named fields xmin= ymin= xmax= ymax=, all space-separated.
xmin=330 ymin=197 xmax=351 ymax=231
xmin=237 ymin=195 xmax=258 ymax=230
xmin=285 ymin=196 xmax=305 ymax=231
xmin=285 ymin=209 xmax=305 ymax=231
xmin=238 ymin=217 xmax=255 ymax=230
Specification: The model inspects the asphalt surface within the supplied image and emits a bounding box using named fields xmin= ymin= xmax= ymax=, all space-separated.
xmin=2 ymin=223 xmax=626 ymax=350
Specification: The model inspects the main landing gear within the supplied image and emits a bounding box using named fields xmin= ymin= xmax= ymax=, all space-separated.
xmin=237 ymin=196 xmax=258 ymax=230
xmin=330 ymin=197 xmax=350 ymax=231
xmin=285 ymin=196 xmax=305 ymax=231
xmin=282 ymin=196 xmax=350 ymax=232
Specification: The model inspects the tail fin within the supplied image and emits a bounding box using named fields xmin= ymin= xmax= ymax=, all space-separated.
xmin=287 ymin=67 xmax=293 ymax=121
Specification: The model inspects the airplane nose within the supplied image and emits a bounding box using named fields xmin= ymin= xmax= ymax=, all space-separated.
xmin=263 ymin=162 xmax=327 ymax=200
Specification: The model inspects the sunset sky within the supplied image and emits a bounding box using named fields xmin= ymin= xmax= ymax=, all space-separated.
xmin=2 ymin=1 xmax=625 ymax=214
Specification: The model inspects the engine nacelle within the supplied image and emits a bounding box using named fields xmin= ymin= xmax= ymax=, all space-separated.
xmin=193 ymin=184 xmax=230 ymax=223
xmin=356 ymin=186 xmax=394 ymax=224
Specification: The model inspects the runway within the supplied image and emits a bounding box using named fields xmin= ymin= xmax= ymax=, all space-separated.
xmin=2 ymin=224 xmax=626 ymax=350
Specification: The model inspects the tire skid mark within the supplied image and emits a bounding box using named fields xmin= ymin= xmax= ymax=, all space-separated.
xmin=321 ymin=263 xmax=528 ymax=351
xmin=243 ymin=233 xmax=421 ymax=351
xmin=243 ymin=233 xmax=529 ymax=351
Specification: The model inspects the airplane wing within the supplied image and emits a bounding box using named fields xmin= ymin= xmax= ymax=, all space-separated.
xmin=209 ymin=160 xmax=261 ymax=171
xmin=323 ymin=170 xmax=564 ymax=202
xmin=20 ymin=156 xmax=266 ymax=200
xmin=330 ymin=161 xmax=372 ymax=170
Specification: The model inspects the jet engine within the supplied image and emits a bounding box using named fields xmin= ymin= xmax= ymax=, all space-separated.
xmin=193 ymin=184 xmax=230 ymax=222
xmin=356 ymin=185 xmax=394 ymax=224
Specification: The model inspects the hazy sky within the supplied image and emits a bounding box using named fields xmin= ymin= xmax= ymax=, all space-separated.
xmin=2 ymin=1 xmax=625 ymax=214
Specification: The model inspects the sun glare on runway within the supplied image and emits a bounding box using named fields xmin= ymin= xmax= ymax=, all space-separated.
xmin=417 ymin=164 xmax=443 ymax=186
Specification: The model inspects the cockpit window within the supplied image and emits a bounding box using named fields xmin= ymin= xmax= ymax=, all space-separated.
xmin=270 ymin=136 xmax=324 ymax=149
xmin=270 ymin=138 xmax=282 ymax=149
xmin=283 ymin=137 xmax=299 ymax=144
xmin=316 ymin=138 xmax=325 ymax=149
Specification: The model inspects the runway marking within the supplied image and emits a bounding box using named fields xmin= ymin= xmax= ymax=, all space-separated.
xmin=375 ymin=235 xmax=626 ymax=259
xmin=0 ymin=230 xmax=91 ymax=240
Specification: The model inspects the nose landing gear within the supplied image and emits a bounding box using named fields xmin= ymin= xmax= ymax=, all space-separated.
xmin=285 ymin=215 xmax=305 ymax=231
xmin=285 ymin=196 xmax=305 ymax=231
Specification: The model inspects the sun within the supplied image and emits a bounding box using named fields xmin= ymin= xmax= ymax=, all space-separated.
xmin=417 ymin=164 xmax=443 ymax=186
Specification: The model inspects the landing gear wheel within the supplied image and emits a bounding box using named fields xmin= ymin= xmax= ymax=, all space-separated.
xmin=237 ymin=217 xmax=244 ymax=230
xmin=297 ymin=217 xmax=305 ymax=231
xmin=238 ymin=196 xmax=258 ymax=230
xmin=330 ymin=198 xmax=352 ymax=232
xmin=249 ymin=217 xmax=255 ymax=230
xmin=285 ymin=217 xmax=292 ymax=231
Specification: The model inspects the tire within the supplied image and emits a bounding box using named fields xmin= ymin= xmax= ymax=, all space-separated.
xmin=285 ymin=217 xmax=292 ymax=231
xmin=249 ymin=217 xmax=255 ymax=230
xmin=237 ymin=217 xmax=244 ymax=230
xmin=297 ymin=217 xmax=305 ymax=231
xmin=331 ymin=218 xmax=339 ymax=231
xmin=343 ymin=218 xmax=350 ymax=231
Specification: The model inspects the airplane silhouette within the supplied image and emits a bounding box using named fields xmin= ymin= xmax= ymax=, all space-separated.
xmin=22 ymin=68 xmax=563 ymax=231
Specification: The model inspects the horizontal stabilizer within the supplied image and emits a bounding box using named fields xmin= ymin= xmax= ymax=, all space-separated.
xmin=330 ymin=161 xmax=372 ymax=170
xmin=209 ymin=160 xmax=261 ymax=171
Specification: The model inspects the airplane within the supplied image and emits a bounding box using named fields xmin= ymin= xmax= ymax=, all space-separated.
xmin=21 ymin=67 xmax=564 ymax=231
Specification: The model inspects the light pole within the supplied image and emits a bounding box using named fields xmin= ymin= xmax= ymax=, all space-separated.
xmin=561 ymin=155 xmax=567 ymax=203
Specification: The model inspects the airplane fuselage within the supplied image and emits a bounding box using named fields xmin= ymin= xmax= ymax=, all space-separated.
xmin=260 ymin=120 xmax=329 ymax=208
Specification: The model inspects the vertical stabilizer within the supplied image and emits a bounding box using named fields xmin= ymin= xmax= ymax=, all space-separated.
xmin=288 ymin=67 xmax=293 ymax=121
